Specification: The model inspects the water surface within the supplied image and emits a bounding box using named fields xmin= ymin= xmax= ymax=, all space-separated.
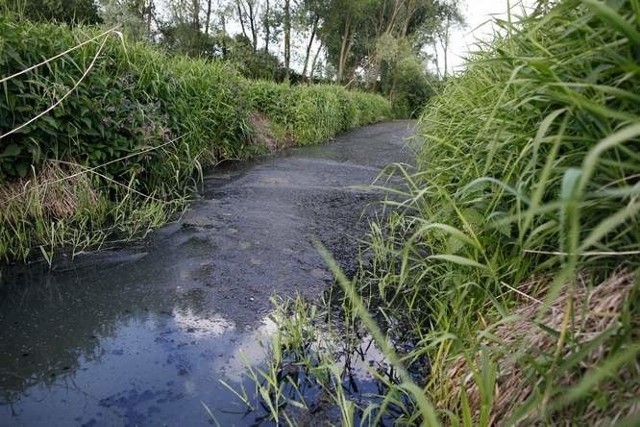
xmin=0 ymin=121 xmax=416 ymax=426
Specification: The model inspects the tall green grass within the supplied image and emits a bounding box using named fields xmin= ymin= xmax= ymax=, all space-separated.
xmin=0 ymin=16 xmax=391 ymax=261
xmin=244 ymin=0 xmax=640 ymax=424
xmin=247 ymin=81 xmax=391 ymax=145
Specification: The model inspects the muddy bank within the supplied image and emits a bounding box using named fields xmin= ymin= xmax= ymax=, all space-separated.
xmin=0 ymin=121 xmax=416 ymax=426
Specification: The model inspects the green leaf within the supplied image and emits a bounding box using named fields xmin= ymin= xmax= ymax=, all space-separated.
xmin=16 ymin=162 xmax=29 ymax=178
xmin=552 ymin=344 xmax=640 ymax=411
xmin=583 ymin=0 xmax=640 ymax=46
xmin=41 ymin=115 xmax=59 ymax=130
xmin=427 ymin=254 xmax=489 ymax=270
xmin=560 ymin=168 xmax=583 ymax=201
xmin=579 ymin=200 xmax=640 ymax=252
xmin=1 ymin=144 xmax=22 ymax=157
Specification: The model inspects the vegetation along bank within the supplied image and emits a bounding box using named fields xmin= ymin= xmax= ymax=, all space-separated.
xmin=0 ymin=16 xmax=391 ymax=262
xmin=247 ymin=0 xmax=640 ymax=424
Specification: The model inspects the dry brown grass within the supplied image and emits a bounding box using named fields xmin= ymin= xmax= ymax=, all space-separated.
xmin=248 ymin=112 xmax=295 ymax=152
xmin=0 ymin=160 xmax=98 ymax=222
xmin=445 ymin=269 xmax=639 ymax=425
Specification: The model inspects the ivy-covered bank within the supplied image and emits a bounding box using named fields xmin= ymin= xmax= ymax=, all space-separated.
xmin=0 ymin=18 xmax=391 ymax=261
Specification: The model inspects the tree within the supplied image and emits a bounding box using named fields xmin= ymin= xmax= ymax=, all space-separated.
xmin=157 ymin=0 xmax=213 ymax=56
xmin=261 ymin=0 xmax=271 ymax=52
xmin=283 ymin=0 xmax=291 ymax=81
xmin=419 ymin=0 xmax=464 ymax=77
xmin=310 ymin=0 xmax=372 ymax=84
xmin=159 ymin=22 xmax=215 ymax=56
xmin=235 ymin=0 xmax=259 ymax=51
xmin=309 ymin=0 xmax=456 ymax=85
xmin=100 ymin=0 xmax=156 ymax=41
xmin=204 ymin=0 xmax=212 ymax=34
xmin=297 ymin=0 xmax=326 ymax=79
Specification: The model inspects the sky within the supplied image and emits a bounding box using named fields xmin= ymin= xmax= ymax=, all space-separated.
xmin=438 ymin=0 xmax=537 ymax=74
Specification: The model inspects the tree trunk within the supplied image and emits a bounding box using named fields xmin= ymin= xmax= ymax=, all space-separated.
xmin=248 ymin=1 xmax=257 ymax=52
xmin=236 ymin=1 xmax=249 ymax=41
xmin=309 ymin=43 xmax=323 ymax=81
xmin=145 ymin=0 xmax=154 ymax=38
xmin=386 ymin=0 xmax=402 ymax=35
xmin=191 ymin=0 xmax=200 ymax=30
xmin=443 ymin=15 xmax=450 ymax=76
xmin=433 ymin=41 xmax=441 ymax=78
xmin=284 ymin=0 xmax=291 ymax=82
xmin=204 ymin=0 xmax=212 ymax=34
xmin=337 ymin=13 xmax=352 ymax=84
xmin=302 ymin=14 xmax=319 ymax=79
xmin=263 ymin=0 xmax=270 ymax=53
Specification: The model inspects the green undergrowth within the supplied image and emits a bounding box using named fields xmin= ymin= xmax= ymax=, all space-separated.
xmin=0 ymin=16 xmax=390 ymax=262
xmin=240 ymin=1 xmax=640 ymax=425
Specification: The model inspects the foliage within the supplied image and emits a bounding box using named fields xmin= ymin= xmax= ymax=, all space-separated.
xmin=246 ymin=0 xmax=640 ymax=424
xmin=221 ymin=34 xmax=289 ymax=80
xmin=158 ymin=21 xmax=217 ymax=56
xmin=0 ymin=16 xmax=391 ymax=260
xmin=100 ymin=0 xmax=155 ymax=41
xmin=418 ymin=0 xmax=465 ymax=77
xmin=247 ymin=80 xmax=390 ymax=144
xmin=4 ymin=0 xmax=102 ymax=24
xmin=389 ymin=56 xmax=435 ymax=118
xmin=375 ymin=35 xmax=436 ymax=118
xmin=312 ymin=0 xmax=459 ymax=84
xmin=0 ymin=18 xmax=247 ymax=191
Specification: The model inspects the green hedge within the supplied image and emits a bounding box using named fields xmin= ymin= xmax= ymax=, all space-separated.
xmin=0 ymin=18 xmax=250 ymax=196
xmin=246 ymin=81 xmax=391 ymax=144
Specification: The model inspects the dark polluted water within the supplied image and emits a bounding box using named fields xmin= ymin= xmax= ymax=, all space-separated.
xmin=0 ymin=121 xmax=416 ymax=426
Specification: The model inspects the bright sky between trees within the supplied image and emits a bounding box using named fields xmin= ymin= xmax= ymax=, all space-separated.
xmin=443 ymin=0 xmax=536 ymax=74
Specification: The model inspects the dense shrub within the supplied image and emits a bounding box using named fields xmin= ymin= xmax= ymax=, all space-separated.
xmin=247 ymin=81 xmax=391 ymax=144
xmin=389 ymin=56 xmax=436 ymax=118
xmin=417 ymin=0 xmax=640 ymax=279
xmin=0 ymin=18 xmax=250 ymax=195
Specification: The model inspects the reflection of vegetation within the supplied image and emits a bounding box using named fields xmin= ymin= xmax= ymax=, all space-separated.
xmin=249 ymin=1 xmax=640 ymax=424
xmin=0 ymin=257 xmax=216 ymax=401
xmin=0 ymin=266 xmax=115 ymax=401
xmin=228 ymin=293 xmax=427 ymax=425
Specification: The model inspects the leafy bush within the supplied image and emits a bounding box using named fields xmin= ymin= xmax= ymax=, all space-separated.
xmin=0 ymin=18 xmax=251 ymax=193
xmin=247 ymin=81 xmax=390 ymax=144
xmin=373 ymin=0 xmax=640 ymax=422
xmin=389 ymin=56 xmax=436 ymax=118
xmin=417 ymin=0 xmax=640 ymax=281
xmin=352 ymin=91 xmax=392 ymax=125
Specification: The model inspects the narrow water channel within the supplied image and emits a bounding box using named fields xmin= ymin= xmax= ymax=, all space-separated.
xmin=0 ymin=121 xmax=415 ymax=426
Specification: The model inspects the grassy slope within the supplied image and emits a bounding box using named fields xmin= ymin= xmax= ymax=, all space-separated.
xmin=0 ymin=18 xmax=391 ymax=261
xmin=245 ymin=1 xmax=640 ymax=425
xmin=408 ymin=1 xmax=640 ymax=421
